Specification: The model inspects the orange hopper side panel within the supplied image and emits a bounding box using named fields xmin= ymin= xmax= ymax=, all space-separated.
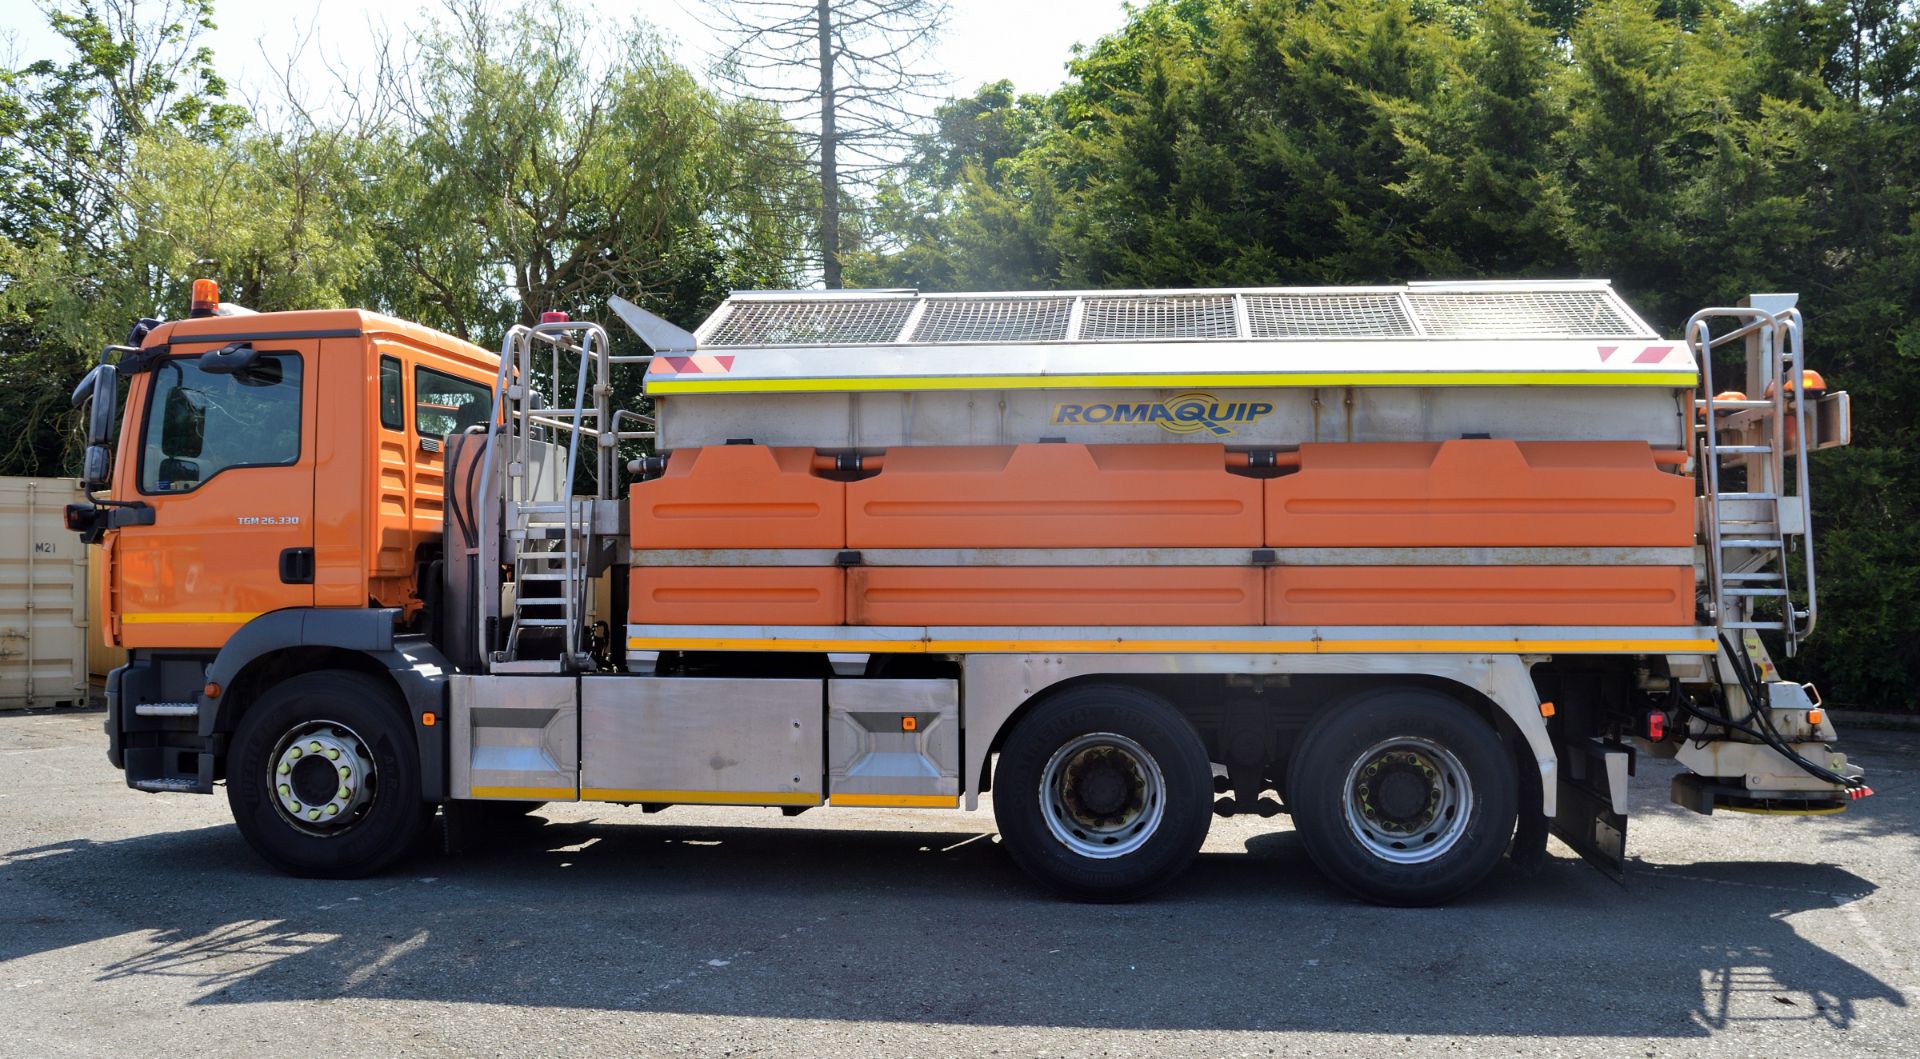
xmin=847 ymin=443 xmax=1262 ymax=548
xmin=848 ymin=567 xmax=1264 ymax=627
xmin=1265 ymin=440 xmax=1694 ymax=547
xmin=1265 ymin=566 xmax=1693 ymax=627
xmin=630 ymin=567 xmax=845 ymax=626
xmin=631 ymin=445 xmax=845 ymax=549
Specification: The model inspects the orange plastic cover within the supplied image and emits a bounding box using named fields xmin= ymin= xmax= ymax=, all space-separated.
xmin=631 ymin=445 xmax=845 ymax=549
xmin=1265 ymin=566 xmax=1692 ymax=626
xmin=630 ymin=567 xmax=845 ymax=626
xmin=848 ymin=567 xmax=1263 ymax=627
xmin=1265 ymin=440 xmax=1693 ymax=547
xmin=848 ymin=444 xmax=1261 ymax=548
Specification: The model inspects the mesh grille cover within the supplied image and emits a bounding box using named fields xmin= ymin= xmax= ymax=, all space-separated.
xmin=1407 ymin=291 xmax=1636 ymax=336
xmin=698 ymin=286 xmax=1650 ymax=347
xmin=912 ymin=297 xmax=1073 ymax=342
xmin=1246 ymin=294 xmax=1414 ymax=337
xmin=706 ymin=298 xmax=915 ymax=346
xmin=1080 ymin=295 xmax=1238 ymax=340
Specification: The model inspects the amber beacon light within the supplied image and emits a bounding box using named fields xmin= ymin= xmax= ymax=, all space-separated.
xmin=189 ymin=278 xmax=220 ymax=318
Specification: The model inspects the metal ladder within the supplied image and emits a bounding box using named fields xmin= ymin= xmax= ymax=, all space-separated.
xmin=479 ymin=316 xmax=655 ymax=670
xmin=1687 ymin=298 xmax=1817 ymax=657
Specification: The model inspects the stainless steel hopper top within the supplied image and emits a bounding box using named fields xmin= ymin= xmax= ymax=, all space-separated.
xmin=645 ymin=280 xmax=1692 ymax=397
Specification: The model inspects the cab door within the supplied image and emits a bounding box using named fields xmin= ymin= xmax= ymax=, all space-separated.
xmin=110 ymin=341 xmax=318 ymax=649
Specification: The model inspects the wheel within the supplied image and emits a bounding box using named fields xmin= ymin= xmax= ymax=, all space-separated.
xmin=1286 ymin=687 xmax=1518 ymax=906
xmin=226 ymin=670 xmax=432 ymax=878
xmin=993 ymin=684 xmax=1213 ymax=902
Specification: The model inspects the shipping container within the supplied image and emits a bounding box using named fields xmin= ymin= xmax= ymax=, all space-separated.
xmin=1 ymin=476 xmax=90 ymax=709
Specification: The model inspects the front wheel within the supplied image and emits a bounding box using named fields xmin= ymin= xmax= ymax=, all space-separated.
xmin=993 ymin=684 xmax=1213 ymax=902
xmin=1286 ymin=687 xmax=1518 ymax=906
xmin=226 ymin=670 xmax=431 ymax=878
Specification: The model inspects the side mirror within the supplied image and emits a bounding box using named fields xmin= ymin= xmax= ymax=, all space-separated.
xmin=86 ymin=363 xmax=118 ymax=446
xmin=161 ymin=386 xmax=206 ymax=459
xmin=82 ymin=444 xmax=110 ymax=490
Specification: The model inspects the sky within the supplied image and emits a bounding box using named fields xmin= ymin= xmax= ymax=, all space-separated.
xmin=0 ymin=0 xmax=1133 ymax=115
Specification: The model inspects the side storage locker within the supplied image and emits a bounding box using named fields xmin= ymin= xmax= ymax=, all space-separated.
xmin=580 ymin=677 xmax=823 ymax=806
xmin=450 ymin=675 xmax=579 ymax=801
xmin=827 ymin=679 xmax=960 ymax=807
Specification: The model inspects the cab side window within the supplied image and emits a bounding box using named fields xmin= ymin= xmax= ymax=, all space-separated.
xmin=378 ymin=356 xmax=404 ymax=431
xmin=139 ymin=354 xmax=303 ymax=493
xmin=415 ymin=366 xmax=492 ymax=438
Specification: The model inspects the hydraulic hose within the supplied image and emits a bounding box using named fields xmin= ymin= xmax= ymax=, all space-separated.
xmin=1696 ymin=633 xmax=1868 ymax=793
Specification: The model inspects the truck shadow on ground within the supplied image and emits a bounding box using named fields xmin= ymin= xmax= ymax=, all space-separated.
xmin=1 ymin=811 xmax=1903 ymax=1037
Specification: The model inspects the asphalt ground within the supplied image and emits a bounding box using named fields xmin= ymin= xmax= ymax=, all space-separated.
xmin=2 ymin=706 xmax=1915 ymax=1058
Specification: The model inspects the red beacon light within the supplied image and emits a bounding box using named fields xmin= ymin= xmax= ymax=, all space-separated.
xmin=540 ymin=311 xmax=570 ymax=324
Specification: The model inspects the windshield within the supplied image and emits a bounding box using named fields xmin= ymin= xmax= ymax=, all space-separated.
xmin=139 ymin=354 xmax=303 ymax=494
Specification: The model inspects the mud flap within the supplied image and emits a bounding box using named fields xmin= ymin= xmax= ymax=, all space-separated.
xmin=1550 ymin=738 xmax=1633 ymax=883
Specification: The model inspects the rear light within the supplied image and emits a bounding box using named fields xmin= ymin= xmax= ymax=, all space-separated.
xmin=190 ymin=278 xmax=220 ymax=317
xmin=1643 ymin=710 xmax=1667 ymax=742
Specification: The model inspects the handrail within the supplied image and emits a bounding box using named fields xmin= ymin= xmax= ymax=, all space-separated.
xmin=1783 ymin=310 xmax=1817 ymax=640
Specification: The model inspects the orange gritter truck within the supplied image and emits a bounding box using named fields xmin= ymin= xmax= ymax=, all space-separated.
xmin=65 ymin=278 xmax=1867 ymax=904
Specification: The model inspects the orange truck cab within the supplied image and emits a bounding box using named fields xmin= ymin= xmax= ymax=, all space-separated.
xmin=68 ymin=292 xmax=495 ymax=831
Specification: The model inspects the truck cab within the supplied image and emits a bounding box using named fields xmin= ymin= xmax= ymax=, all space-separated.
xmin=69 ymin=292 xmax=495 ymax=858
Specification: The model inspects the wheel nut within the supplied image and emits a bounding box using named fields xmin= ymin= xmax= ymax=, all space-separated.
xmin=324 ymin=805 xmax=338 ymax=817
xmin=338 ymin=766 xmax=350 ymax=778
xmin=327 ymin=749 xmax=340 ymax=760
xmin=307 ymin=809 xmax=321 ymax=821
xmin=278 ymin=784 xmax=290 ymax=797
xmin=278 ymin=763 xmax=290 ymax=775
xmin=308 ymin=741 xmax=322 ymax=753
xmin=338 ymin=787 xmax=350 ymax=799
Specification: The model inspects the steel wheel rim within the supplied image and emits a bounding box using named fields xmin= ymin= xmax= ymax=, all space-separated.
xmin=1341 ymin=735 xmax=1473 ymax=865
xmin=267 ymin=719 xmax=378 ymax=837
xmin=1039 ymin=732 xmax=1167 ymax=859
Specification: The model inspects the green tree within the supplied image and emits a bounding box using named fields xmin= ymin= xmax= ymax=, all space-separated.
xmin=0 ymin=0 xmax=245 ymax=476
xmin=389 ymin=1 xmax=814 ymax=336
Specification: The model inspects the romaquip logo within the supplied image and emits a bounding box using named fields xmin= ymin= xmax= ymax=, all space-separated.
xmin=1049 ymin=393 xmax=1275 ymax=437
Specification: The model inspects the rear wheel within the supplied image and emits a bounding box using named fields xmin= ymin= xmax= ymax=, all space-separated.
xmin=993 ymin=684 xmax=1212 ymax=901
xmin=226 ymin=670 xmax=431 ymax=878
xmin=1286 ymin=687 xmax=1517 ymax=906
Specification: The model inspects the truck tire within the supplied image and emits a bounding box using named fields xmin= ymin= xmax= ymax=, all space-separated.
xmin=226 ymin=670 xmax=431 ymax=878
xmin=993 ymin=684 xmax=1212 ymax=902
xmin=1286 ymin=687 xmax=1518 ymax=906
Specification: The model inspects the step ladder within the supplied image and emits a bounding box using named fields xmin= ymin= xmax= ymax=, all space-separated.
xmin=477 ymin=314 xmax=656 ymax=671
xmin=1687 ymin=297 xmax=1818 ymax=657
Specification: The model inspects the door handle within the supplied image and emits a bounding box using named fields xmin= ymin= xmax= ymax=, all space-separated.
xmin=279 ymin=547 xmax=315 ymax=585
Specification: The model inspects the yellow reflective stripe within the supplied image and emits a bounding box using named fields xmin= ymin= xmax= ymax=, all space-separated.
xmin=122 ymin=611 xmax=263 ymax=625
xmin=469 ymin=785 xmax=576 ymax=800
xmin=627 ymin=636 xmax=1717 ymax=656
xmin=648 ymin=371 xmax=1698 ymax=395
xmin=829 ymin=793 xmax=960 ymax=808
xmin=580 ymin=788 xmax=820 ymax=806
